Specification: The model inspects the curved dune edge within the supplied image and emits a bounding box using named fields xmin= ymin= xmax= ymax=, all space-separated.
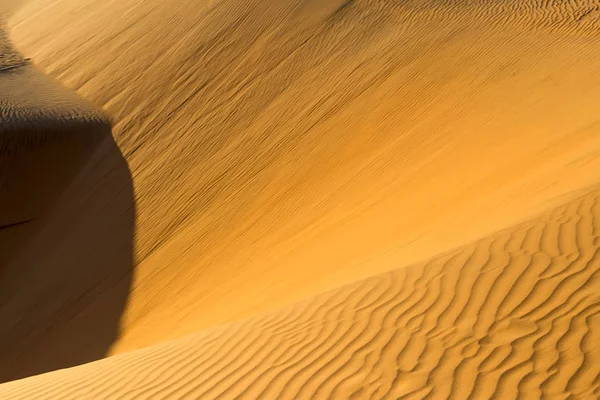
xmin=0 ymin=64 xmax=109 ymax=227
xmin=2 ymin=19 xmax=109 ymax=228
xmin=1 ymin=187 xmax=599 ymax=399
xmin=1 ymin=29 xmax=135 ymax=383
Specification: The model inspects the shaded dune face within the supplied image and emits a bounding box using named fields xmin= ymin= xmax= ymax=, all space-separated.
xmin=0 ymin=42 xmax=135 ymax=381
xmin=0 ymin=66 xmax=107 ymax=230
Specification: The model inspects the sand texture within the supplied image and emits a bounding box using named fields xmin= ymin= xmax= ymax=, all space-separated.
xmin=1 ymin=188 xmax=600 ymax=398
xmin=1 ymin=0 xmax=600 ymax=397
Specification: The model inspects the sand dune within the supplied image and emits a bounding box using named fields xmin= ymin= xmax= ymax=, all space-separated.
xmin=2 ymin=0 xmax=600 ymax=396
xmin=1 ymin=187 xmax=599 ymax=398
xmin=0 ymin=64 xmax=108 ymax=226
xmin=1 ymin=15 xmax=108 ymax=232
xmin=6 ymin=0 xmax=600 ymax=354
xmin=1 ymin=29 xmax=134 ymax=382
xmin=0 ymin=25 xmax=22 ymax=70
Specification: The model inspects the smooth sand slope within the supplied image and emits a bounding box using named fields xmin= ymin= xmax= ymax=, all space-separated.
xmin=1 ymin=187 xmax=599 ymax=398
xmin=1 ymin=0 xmax=600 ymax=394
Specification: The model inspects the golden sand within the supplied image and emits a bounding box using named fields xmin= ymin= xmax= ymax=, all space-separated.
xmin=1 ymin=0 xmax=600 ymax=397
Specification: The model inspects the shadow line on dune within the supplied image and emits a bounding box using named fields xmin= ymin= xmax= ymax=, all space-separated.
xmin=0 ymin=61 xmax=135 ymax=382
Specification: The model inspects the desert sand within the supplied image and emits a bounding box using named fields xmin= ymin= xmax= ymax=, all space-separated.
xmin=1 ymin=188 xmax=600 ymax=398
xmin=1 ymin=0 xmax=600 ymax=398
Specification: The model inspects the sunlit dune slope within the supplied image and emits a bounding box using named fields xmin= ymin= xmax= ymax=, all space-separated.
xmin=1 ymin=187 xmax=599 ymax=399
xmin=3 ymin=0 xmax=600 ymax=377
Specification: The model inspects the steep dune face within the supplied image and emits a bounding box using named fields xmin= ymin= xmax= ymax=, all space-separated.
xmin=1 ymin=188 xmax=599 ymax=399
xmin=1 ymin=32 xmax=135 ymax=381
xmin=3 ymin=0 xmax=600 ymax=362
xmin=0 ymin=131 xmax=135 ymax=383
xmin=1 ymin=18 xmax=108 ymax=236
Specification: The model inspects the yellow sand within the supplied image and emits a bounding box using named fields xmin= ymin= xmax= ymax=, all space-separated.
xmin=1 ymin=0 xmax=600 ymax=397
xmin=1 ymin=188 xmax=599 ymax=398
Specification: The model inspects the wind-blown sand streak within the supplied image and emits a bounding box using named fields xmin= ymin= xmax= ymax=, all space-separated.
xmin=1 ymin=188 xmax=599 ymax=398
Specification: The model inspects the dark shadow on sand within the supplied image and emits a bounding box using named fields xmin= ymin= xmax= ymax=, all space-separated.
xmin=0 ymin=68 xmax=134 ymax=382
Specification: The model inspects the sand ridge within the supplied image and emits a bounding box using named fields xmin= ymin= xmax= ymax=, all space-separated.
xmin=1 ymin=26 xmax=134 ymax=382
